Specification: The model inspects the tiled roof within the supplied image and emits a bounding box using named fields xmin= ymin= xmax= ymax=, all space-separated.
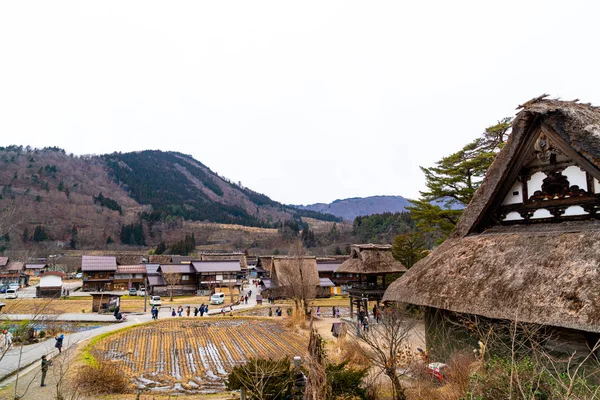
xmin=192 ymin=260 xmax=241 ymax=273
xmin=116 ymin=265 xmax=147 ymax=274
xmin=148 ymin=275 xmax=166 ymax=286
xmin=159 ymin=264 xmax=196 ymax=274
xmin=319 ymin=278 xmax=335 ymax=287
xmin=0 ymin=257 xmax=8 ymax=267
xmin=6 ymin=262 xmax=24 ymax=272
xmin=317 ymin=261 xmax=343 ymax=273
xmin=81 ymin=255 xmax=117 ymax=272
xmin=144 ymin=264 xmax=160 ymax=275
xmin=25 ymin=264 xmax=47 ymax=269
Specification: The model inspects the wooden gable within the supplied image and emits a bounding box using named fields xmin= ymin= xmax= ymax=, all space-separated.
xmin=457 ymin=97 xmax=600 ymax=235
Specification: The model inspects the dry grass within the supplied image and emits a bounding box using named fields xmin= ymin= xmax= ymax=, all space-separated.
xmin=74 ymin=360 xmax=132 ymax=395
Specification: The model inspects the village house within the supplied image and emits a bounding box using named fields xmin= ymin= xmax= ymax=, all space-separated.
xmin=338 ymin=244 xmax=406 ymax=317
xmin=192 ymin=260 xmax=241 ymax=295
xmin=113 ymin=264 xmax=147 ymax=291
xmin=36 ymin=271 xmax=64 ymax=298
xmin=384 ymin=96 xmax=600 ymax=358
xmin=154 ymin=264 xmax=198 ymax=296
xmin=260 ymin=256 xmax=324 ymax=298
xmin=81 ymin=255 xmax=117 ymax=291
xmin=0 ymin=258 xmax=29 ymax=287
xmin=24 ymin=262 xmax=48 ymax=277
xmin=316 ymin=257 xmax=354 ymax=295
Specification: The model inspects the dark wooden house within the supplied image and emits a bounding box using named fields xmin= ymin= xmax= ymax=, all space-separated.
xmin=81 ymin=255 xmax=117 ymax=291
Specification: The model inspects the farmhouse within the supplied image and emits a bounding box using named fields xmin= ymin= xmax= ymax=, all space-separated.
xmin=192 ymin=260 xmax=241 ymax=295
xmin=339 ymin=244 xmax=406 ymax=317
xmin=316 ymin=257 xmax=354 ymax=295
xmin=155 ymin=264 xmax=198 ymax=295
xmin=36 ymin=271 xmax=64 ymax=298
xmin=384 ymin=96 xmax=600 ymax=357
xmin=261 ymin=256 xmax=322 ymax=298
xmin=24 ymin=263 xmax=47 ymax=276
xmin=81 ymin=255 xmax=117 ymax=291
xmin=113 ymin=264 xmax=147 ymax=290
xmin=0 ymin=258 xmax=29 ymax=287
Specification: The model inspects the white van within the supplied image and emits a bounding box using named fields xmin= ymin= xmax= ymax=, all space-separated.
xmin=210 ymin=292 xmax=225 ymax=305
xmin=5 ymin=288 xmax=18 ymax=299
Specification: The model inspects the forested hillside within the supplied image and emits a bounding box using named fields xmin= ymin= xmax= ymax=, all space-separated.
xmin=0 ymin=146 xmax=339 ymax=251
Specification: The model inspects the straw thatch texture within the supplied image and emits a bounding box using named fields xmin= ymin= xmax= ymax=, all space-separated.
xmin=337 ymin=244 xmax=407 ymax=274
xmin=272 ymin=257 xmax=320 ymax=287
xmin=384 ymin=220 xmax=600 ymax=333
xmin=454 ymin=97 xmax=600 ymax=238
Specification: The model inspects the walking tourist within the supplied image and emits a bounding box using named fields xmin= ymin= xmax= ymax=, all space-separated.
xmin=194 ymin=306 xmax=198 ymax=316
xmin=316 ymin=306 xmax=321 ymax=317
xmin=268 ymin=307 xmax=273 ymax=317
xmin=55 ymin=334 xmax=64 ymax=353
xmin=186 ymin=306 xmax=191 ymax=317
xmin=200 ymin=304 xmax=205 ymax=317
xmin=2 ymin=330 xmax=13 ymax=351
xmin=171 ymin=309 xmax=176 ymax=317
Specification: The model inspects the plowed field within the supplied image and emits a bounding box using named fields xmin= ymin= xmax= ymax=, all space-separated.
xmin=92 ymin=318 xmax=308 ymax=393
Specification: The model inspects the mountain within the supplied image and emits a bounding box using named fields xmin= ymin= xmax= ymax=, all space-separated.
xmin=294 ymin=195 xmax=413 ymax=221
xmin=0 ymin=146 xmax=339 ymax=249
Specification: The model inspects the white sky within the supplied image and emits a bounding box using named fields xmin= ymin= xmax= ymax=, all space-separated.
xmin=1 ymin=1 xmax=599 ymax=205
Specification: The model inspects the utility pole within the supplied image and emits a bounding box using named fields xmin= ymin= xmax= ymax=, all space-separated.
xmin=143 ymin=276 xmax=148 ymax=313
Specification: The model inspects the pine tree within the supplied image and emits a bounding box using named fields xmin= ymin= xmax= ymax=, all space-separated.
xmin=155 ymin=241 xmax=167 ymax=255
xmin=408 ymin=118 xmax=511 ymax=241
xmin=392 ymin=232 xmax=429 ymax=268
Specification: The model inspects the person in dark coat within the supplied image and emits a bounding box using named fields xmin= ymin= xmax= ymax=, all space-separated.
xmin=55 ymin=334 xmax=64 ymax=354
xmin=194 ymin=307 xmax=199 ymax=316
xmin=40 ymin=355 xmax=51 ymax=387
xmin=200 ymin=304 xmax=205 ymax=317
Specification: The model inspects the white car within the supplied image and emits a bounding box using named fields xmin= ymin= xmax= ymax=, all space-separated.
xmin=149 ymin=296 xmax=161 ymax=307
xmin=210 ymin=292 xmax=225 ymax=305
xmin=137 ymin=287 xmax=146 ymax=296
xmin=5 ymin=288 xmax=18 ymax=299
xmin=8 ymin=283 xmax=19 ymax=290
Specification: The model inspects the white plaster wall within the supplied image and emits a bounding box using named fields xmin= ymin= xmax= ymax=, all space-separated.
xmin=563 ymin=206 xmax=587 ymax=216
xmin=528 ymin=172 xmax=546 ymax=195
xmin=503 ymin=211 xmax=523 ymax=221
xmin=595 ymin=178 xmax=600 ymax=194
xmin=531 ymin=209 xmax=552 ymax=219
xmin=502 ymin=181 xmax=523 ymax=205
xmin=563 ymin=166 xmax=587 ymax=190
xmin=40 ymin=275 xmax=62 ymax=288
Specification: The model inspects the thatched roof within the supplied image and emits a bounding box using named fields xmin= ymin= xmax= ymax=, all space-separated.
xmin=337 ymin=244 xmax=406 ymax=274
xmin=116 ymin=255 xmax=145 ymax=265
xmin=271 ymin=257 xmax=320 ymax=287
xmin=454 ymin=95 xmax=600 ymax=238
xmin=148 ymin=255 xmax=172 ymax=264
xmin=384 ymin=221 xmax=600 ymax=333
xmin=384 ymin=97 xmax=600 ymax=333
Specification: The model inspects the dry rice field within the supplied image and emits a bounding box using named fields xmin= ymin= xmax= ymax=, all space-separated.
xmin=92 ymin=318 xmax=308 ymax=394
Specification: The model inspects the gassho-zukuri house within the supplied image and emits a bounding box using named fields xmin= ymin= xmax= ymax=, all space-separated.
xmin=384 ymin=96 xmax=600 ymax=357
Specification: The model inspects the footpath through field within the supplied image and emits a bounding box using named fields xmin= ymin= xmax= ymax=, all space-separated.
xmin=0 ymin=283 xmax=263 ymax=385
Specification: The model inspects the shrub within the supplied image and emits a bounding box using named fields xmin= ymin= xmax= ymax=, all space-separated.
xmin=74 ymin=360 xmax=130 ymax=395
xmin=326 ymin=360 xmax=369 ymax=400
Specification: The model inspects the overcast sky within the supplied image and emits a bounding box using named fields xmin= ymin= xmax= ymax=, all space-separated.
xmin=1 ymin=1 xmax=599 ymax=205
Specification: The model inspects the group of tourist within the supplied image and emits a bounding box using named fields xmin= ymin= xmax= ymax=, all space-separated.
xmin=164 ymin=303 xmax=210 ymax=318
xmin=267 ymin=307 xmax=285 ymax=317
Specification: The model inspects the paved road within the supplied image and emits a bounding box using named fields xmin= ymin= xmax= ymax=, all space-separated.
xmin=0 ymin=284 xmax=262 ymax=383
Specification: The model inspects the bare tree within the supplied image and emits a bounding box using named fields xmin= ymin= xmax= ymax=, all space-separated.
xmin=350 ymin=305 xmax=417 ymax=400
xmin=276 ymin=240 xmax=316 ymax=317
xmin=162 ymin=272 xmax=181 ymax=301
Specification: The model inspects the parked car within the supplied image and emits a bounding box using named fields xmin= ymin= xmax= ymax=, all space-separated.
xmin=210 ymin=292 xmax=226 ymax=305
xmin=5 ymin=288 xmax=18 ymax=299
xmin=149 ymin=296 xmax=161 ymax=307
xmin=8 ymin=283 xmax=20 ymax=291
xmin=137 ymin=286 xmax=146 ymax=296
xmin=75 ymin=272 xmax=83 ymax=279
xmin=128 ymin=287 xmax=137 ymax=296
xmin=0 ymin=285 xmax=7 ymax=293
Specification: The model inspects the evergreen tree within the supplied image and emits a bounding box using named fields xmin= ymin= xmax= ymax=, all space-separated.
xmin=328 ymin=223 xmax=340 ymax=241
xmin=106 ymin=236 xmax=114 ymax=245
xmin=32 ymin=225 xmax=48 ymax=242
xmin=392 ymin=232 xmax=429 ymax=268
xmin=408 ymin=118 xmax=511 ymax=241
xmin=155 ymin=241 xmax=167 ymax=255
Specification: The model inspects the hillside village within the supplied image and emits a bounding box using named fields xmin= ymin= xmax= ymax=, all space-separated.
xmin=3 ymin=97 xmax=600 ymax=399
